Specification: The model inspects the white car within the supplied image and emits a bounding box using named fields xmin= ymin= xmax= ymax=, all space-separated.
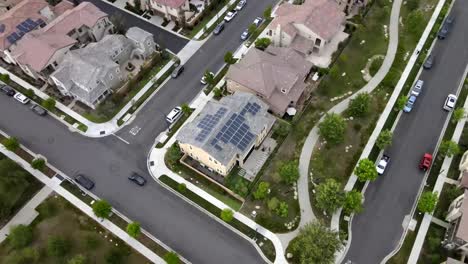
xmin=166 ymin=106 xmax=182 ymax=124
xmin=235 ymin=0 xmax=246 ymax=10
xmin=444 ymin=94 xmax=457 ymax=111
xmin=376 ymin=155 xmax=390 ymax=175
xmin=224 ymin=10 xmax=237 ymax=22
xmin=14 ymin=92 xmax=30 ymax=104
xmin=253 ymin=17 xmax=263 ymax=27
xmin=201 ymin=72 xmax=214 ymax=85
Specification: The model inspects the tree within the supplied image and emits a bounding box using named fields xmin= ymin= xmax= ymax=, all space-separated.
xmin=315 ymin=179 xmax=344 ymax=214
xmin=318 ymin=113 xmax=346 ymax=145
xmin=267 ymin=197 xmax=279 ymax=211
xmin=47 ymin=236 xmax=71 ymax=257
xmin=181 ymin=103 xmax=191 ymax=115
xmin=348 ymin=92 xmax=370 ymax=117
xmin=254 ymin=38 xmax=271 ymax=50
xmin=109 ymin=13 xmax=127 ymax=34
xmin=376 ymin=129 xmax=393 ymax=150
xmin=263 ymin=5 xmax=272 ymax=18
xmin=92 ymin=200 xmax=112 ymax=219
xmin=177 ymin=183 xmax=187 ymax=193
xmin=276 ymin=201 xmax=289 ymax=217
xmin=9 ymin=225 xmax=33 ymax=249
xmin=213 ymin=88 xmax=222 ymax=98
xmin=279 ymin=160 xmax=300 ymax=184
xmin=126 ymin=222 xmax=141 ymax=238
xmin=166 ymin=144 xmax=182 ymax=168
xmin=452 ymin=107 xmax=465 ymax=123
xmin=355 ymin=158 xmax=378 ymax=182
xmin=438 ymin=140 xmax=460 ymax=159
xmin=395 ymin=95 xmax=407 ymax=111
xmin=343 ymin=190 xmax=363 ymax=214
xmin=41 ymin=98 xmax=56 ymax=111
xmin=24 ymin=89 xmax=35 ymax=98
xmin=220 ymin=208 xmax=234 ymax=222
xmin=273 ymin=120 xmax=291 ymax=138
xmin=164 ymin=252 xmax=181 ymax=264
xmin=406 ymin=10 xmax=425 ymax=35
xmin=31 ymin=158 xmax=46 ymax=171
xmin=289 ymin=222 xmax=342 ymax=264
xmin=2 ymin=136 xmax=19 ymax=151
xmin=418 ymin=191 xmax=438 ymax=213
xmin=248 ymin=23 xmax=257 ymax=35
xmin=68 ymin=254 xmax=86 ymax=264
xmin=203 ymin=70 xmax=215 ymax=86
xmin=224 ymin=51 xmax=236 ymax=64
xmin=253 ymin=181 xmax=270 ymax=200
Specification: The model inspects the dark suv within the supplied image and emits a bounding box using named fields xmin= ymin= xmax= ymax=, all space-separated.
xmin=1 ymin=85 xmax=15 ymax=96
xmin=128 ymin=173 xmax=147 ymax=186
xmin=438 ymin=16 xmax=454 ymax=39
xmin=213 ymin=22 xmax=225 ymax=35
xmin=75 ymin=174 xmax=95 ymax=190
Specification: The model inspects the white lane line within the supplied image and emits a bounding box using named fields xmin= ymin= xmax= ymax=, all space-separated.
xmin=112 ymin=134 xmax=130 ymax=145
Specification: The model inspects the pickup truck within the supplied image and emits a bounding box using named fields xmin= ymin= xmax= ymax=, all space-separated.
xmin=376 ymin=155 xmax=390 ymax=175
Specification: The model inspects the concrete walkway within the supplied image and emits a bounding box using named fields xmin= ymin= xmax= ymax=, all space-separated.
xmin=0 ymin=185 xmax=52 ymax=243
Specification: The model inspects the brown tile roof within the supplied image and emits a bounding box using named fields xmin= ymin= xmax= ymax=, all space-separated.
xmin=153 ymin=0 xmax=186 ymax=8
xmin=52 ymin=0 xmax=74 ymax=16
xmin=270 ymin=0 xmax=345 ymax=40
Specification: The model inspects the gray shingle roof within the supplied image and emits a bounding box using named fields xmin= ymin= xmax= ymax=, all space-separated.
xmin=177 ymin=92 xmax=276 ymax=166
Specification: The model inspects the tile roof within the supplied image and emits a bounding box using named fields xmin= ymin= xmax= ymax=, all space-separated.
xmin=52 ymin=0 xmax=74 ymax=16
xmin=177 ymin=92 xmax=275 ymax=166
xmin=270 ymin=0 xmax=345 ymax=40
xmin=153 ymin=0 xmax=186 ymax=8
xmin=457 ymin=189 xmax=468 ymax=242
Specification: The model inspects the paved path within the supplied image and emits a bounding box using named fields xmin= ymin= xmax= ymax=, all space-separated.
xmin=0 ymin=185 xmax=52 ymax=243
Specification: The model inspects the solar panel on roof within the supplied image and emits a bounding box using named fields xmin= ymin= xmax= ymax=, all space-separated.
xmin=36 ymin=19 xmax=46 ymax=27
xmin=6 ymin=35 xmax=15 ymax=44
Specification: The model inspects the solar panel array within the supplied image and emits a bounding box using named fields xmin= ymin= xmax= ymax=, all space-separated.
xmin=195 ymin=107 xmax=227 ymax=142
xmin=7 ymin=18 xmax=43 ymax=44
xmin=211 ymin=113 xmax=256 ymax=152
xmin=240 ymin=102 xmax=261 ymax=116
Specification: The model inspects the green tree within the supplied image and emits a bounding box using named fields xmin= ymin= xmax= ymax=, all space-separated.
xmin=376 ymin=129 xmax=393 ymax=150
xmin=267 ymin=197 xmax=279 ymax=211
xmin=8 ymin=225 xmax=33 ymax=249
xmin=41 ymin=98 xmax=56 ymax=111
xmin=166 ymin=144 xmax=182 ymax=168
xmin=275 ymin=201 xmax=289 ymax=218
xmin=47 ymin=236 xmax=71 ymax=257
xmin=126 ymin=222 xmax=141 ymax=238
xmin=279 ymin=160 xmax=300 ymax=184
xmin=224 ymin=51 xmax=236 ymax=64
xmin=164 ymin=252 xmax=181 ymax=264
xmin=343 ymin=190 xmax=363 ymax=214
xmin=355 ymin=158 xmax=378 ymax=182
xmin=24 ymin=89 xmax=35 ymax=98
xmin=438 ymin=140 xmax=460 ymax=158
xmin=253 ymin=181 xmax=270 ymax=200
xmin=220 ymin=208 xmax=234 ymax=222
xmin=203 ymin=70 xmax=215 ymax=86
xmin=348 ymin=92 xmax=370 ymax=117
xmin=289 ymin=222 xmax=342 ymax=264
xmin=2 ymin=136 xmax=19 ymax=151
xmin=92 ymin=200 xmax=112 ymax=219
xmin=177 ymin=183 xmax=187 ymax=193
xmin=395 ymin=95 xmax=407 ymax=111
xmin=418 ymin=191 xmax=438 ymax=213
xmin=31 ymin=158 xmax=46 ymax=171
xmin=315 ymin=179 xmax=344 ymax=214
xmin=68 ymin=254 xmax=86 ymax=264
xmin=273 ymin=120 xmax=291 ymax=138
xmin=213 ymin=88 xmax=222 ymax=98
xmin=263 ymin=5 xmax=272 ymax=18
xmin=406 ymin=10 xmax=425 ymax=35
xmin=6 ymin=247 xmax=39 ymax=264
xmin=254 ymin=38 xmax=271 ymax=50
xmin=0 ymin=73 xmax=10 ymax=83
xmin=452 ymin=107 xmax=465 ymax=123
xmin=248 ymin=23 xmax=256 ymax=35
xmin=181 ymin=103 xmax=191 ymax=115
xmin=406 ymin=0 xmax=420 ymax=11
xmin=318 ymin=113 xmax=346 ymax=145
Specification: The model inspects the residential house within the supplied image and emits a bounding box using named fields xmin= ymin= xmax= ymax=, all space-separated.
xmin=441 ymin=257 xmax=464 ymax=264
xmin=7 ymin=2 xmax=114 ymax=80
xmin=225 ymin=46 xmax=312 ymax=116
xmin=149 ymin=0 xmax=190 ymax=23
xmin=49 ymin=27 xmax=156 ymax=109
xmin=177 ymin=92 xmax=276 ymax=176
xmin=267 ymin=0 xmax=345 ymax=56
xmin=0 ymin=0 xmax=22 ymax=14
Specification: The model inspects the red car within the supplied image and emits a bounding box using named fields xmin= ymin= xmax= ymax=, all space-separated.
xmin=419 ymin=153 xmax=433 ymax=171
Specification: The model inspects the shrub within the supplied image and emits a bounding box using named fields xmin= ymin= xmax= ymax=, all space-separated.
xmin=376 ymin=129 xmax=393 ymax=150
xmin=164 ymin=252 xmax=181 ymax=264
xmin=267 ymin=197 xmax=279 ymax=211
xmin=2 ymin=137 xmax=19 ymax=151
xmin=438 ymin=140 xmax=460 ymax=159
xmin=318 ymin=113 xmax=346 ymax=145
xmin=315 ymin=179 xmax=344 ymax=214
xmin=275 ymin=201 xmax=289 ymax=218
xmin=253 ymin=181 xmax=270 ymax=200
xmin=92 ymin=200 xmax=112 ymax=219
xmin=343 ymin=190 xmax=363 ymax=214
xmin=220 ymin=208 xmax=234 ymax=222
xmin=355 ymin=158 xmax=378 ymax=182
xmin=395 ymin=95 xmax=407 ymax=111
xmin=126 ymin=222 xmax=141 ymax=238
xmin=177 ymin=183 xmax=187 ymax=193
xmin=41 ymin=98 xmax=56 ymax=111
xmin=255 ymin=38 xmax=272 ymax=50
xmin=68 ymin=254 xmax=86 ymax=264
xmin=348 ymin=92 xmax=370 ymax=117
xmin=8 ymin=225 xmax=33 ymax=249
xmin=279 ymin=160 xmax=300 ymax=184
xmin=31 ymin=158 xmax=46 ymax=171
xmin=47 ymin=236 xmax=71 ymax=257
xmin=418 ymin=191 xmax=438 ymax=213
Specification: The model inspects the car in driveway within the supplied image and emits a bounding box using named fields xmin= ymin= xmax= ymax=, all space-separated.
xmin=75 ymin=174 xmax=95 ymax=190
xmin=31 ymin=104 xmax=47 ymax=116
xmin=240 ymin=30 xmax=249 ymax=40
xmin=235 ymin=0 xmax=246 ymax=10
xmin=224 ymin=10 xmax=237 ymax=22
xmin=128 ymin=173 xmax=147 ymax=186
xmin=1 ymin=85 xmax=15 ymax=96
xmin=419 ymin=153 xmax=433 ymax=171
xmin=201 ymin=71 xmax=214 ymax=84
xmin=376 ymin=155 xmax=390 ymax=175
xmin=438 ymin=16 xmax=454 ymax=39
xmin=14 ymin=92 xmax=30 ymax=104
xmin=423 ymin=54 xmax=435 ymax=69
xmin=411 ymin=80 xmax=424 ymax=96
xmin=444 ymin=94 xmax=457 ymax=111
xmin=213 ymin=22 xmax=224 ymax=35
xmin=403 ymin=95 xmax=417 ymax=113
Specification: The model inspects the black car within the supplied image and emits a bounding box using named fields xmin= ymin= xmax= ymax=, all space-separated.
xmin=171 ymin=65 xmax=184 ymax=78
xmin=423 ymin=53 xmax=434 ymax=69
xmin=128 ymin=173 xmax=147 ymax=186
xmin=213 ymin=22 xmax=225 ymax=35
xmin=438 ymin=16 xmax=454 ymax=39
xmin=1 ymin=85 xmax=15 ymax=96
xmin=31 ymin=104 xmax=47 ymax=116
xmin=75 ymin=174 xmax=95 ymax=190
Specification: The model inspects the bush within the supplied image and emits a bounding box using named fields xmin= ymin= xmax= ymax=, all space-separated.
xmin=348 ymin=92 xmax=370 ymax=117
xmin=315 ymin=179 xmax=344 ymax=214
xmin=68 ymin=254 xmax=86 ymax=264
xmin=355 ymin=158 xmax=378 ymax=182
xmin=318 ymin=113 xmax=346 ymax=145
xmin=376 ymin=129 xmax=393 ymax=150
xmin=220 ymin=208 xmax=234 ymax=222
xmin=438 ymin=140 xmax=460 ymax=159
xmin=369 ymin=57 xmax=383 ymax=76
xmin=452 ymin=107 xmax=465 ymax=123
xmin=418 ymin=191 xmax=438 ymax=213
xmin=267 ymin=197 xmax=279 ymax=211
xmin=5 ymin=247 xmax=39 ymax=264
xmin=177 ymin=183 xmax=187 ymax=193
xmin=2 ymin=137 xmax=20 ymax=151
xmin=273 ymin=120 xmax=291 ymax=138
xmin=279 ymin=160 xmax=300 ymax=184
xmin=8 ymin=225 xmax=33 ymax=249
xmin=31 ymin=158 xmax=46 ymax=171
xmin=0 ymin=73 xmax=10 ymax=83
xmin=395 ymin=95 xmax=407 ymax=111
xmin=343 ymin=190 xmax=363 ymax=214
xmin=253 ymin=181 xmax=270 ymax=200
xmin=92 ymin=200 xmax=112 ymax=219
xmin=166 ymin=144 xmax=182 ymax=168
xmin=24 ymin=89 xmax=35 ymax=98
xmin=164 ymin=252 xmax=181 ymax=264
xmin=255 ymin=38 xmax=272 ymax=50
xmin=47 ymin=236 xmax=71 ymax=257
xmin=126 ymin=222 xmax=141 ymax=238
xmin=275 ymin=201 xmax=289 ymax=218
xmin=41 ymin=98 xmax=56 ymax=111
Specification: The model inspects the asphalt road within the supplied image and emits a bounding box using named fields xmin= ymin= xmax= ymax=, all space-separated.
xmin=0 ymin=1 xmax=279 ymax=263
xmin=343 ymin=1 xmax=468 ymax=263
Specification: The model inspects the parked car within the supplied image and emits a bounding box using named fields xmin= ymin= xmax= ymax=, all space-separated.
xmin=1 ymin=85 xmax=15 ymax=96
xmin=411 ymin=80 xmax=424 ymax=96
xmin=253 ymin=17 xmax=263 ymax=27
xmin=419 ymin=153 xmax=433 ymax=171
xmin=31 ymin=104 xmax=47 ymax=116
xmin=443 ymin=94 xmax=457 ymax=111
xmin=376 ymin=155 xmax=390 ymax=175
xmin=75 ymin=174 xmax=95 ymax=190
xmin=14 ymin=92 xmax=30 ymax=104
xmin=201 ymin=72 xmax=214 ymax=85
xmin=438 ymin=16 xmax=454 ymax=39
xmin=213 ymin=22 xmax=225 ymax=35
xmin=423 ymin=54 xmax=435 ymax=69
xmin=224 ymin=10 xmax=238 ymax=22
xmin=128 ymin=173 xmax=147 ymax=186
xmin=166 ymin=106 xmax=182 ymax=124
xmin=403 ymin=95 xmax=417 ymax=113
xmin=235 ymin=0 xmax=246 ymax=10
xmin=171 ymin=65 xmax=184 ymax=78
xmin=240 ymin=30 xmax=249 ymax=40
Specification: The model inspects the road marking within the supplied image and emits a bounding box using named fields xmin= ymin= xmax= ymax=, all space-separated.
xmin=129 ymin=126 xmax=141 ymax=136
xmin=112 ymin=134 xmax=130 ymax=145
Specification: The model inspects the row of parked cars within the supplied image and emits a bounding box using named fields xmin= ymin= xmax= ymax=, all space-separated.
xmin=0 ymin=84 xmax=47 ymax=115
xmin=75 ymin=172 xmax=147 ymax=191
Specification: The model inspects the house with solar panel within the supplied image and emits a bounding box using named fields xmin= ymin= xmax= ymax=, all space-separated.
xmin=176 ymin=92 xmax=276 ymax=177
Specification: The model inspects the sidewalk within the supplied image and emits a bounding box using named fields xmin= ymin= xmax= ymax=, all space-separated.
xmin=0 ymin=185 xmax=52 ymax=243
xmin=193 ymin=0 xmax=236 ymax=40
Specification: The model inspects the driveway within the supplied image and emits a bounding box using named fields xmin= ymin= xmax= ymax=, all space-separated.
xmin=343 ymin=0 xmax=468 ymax=263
